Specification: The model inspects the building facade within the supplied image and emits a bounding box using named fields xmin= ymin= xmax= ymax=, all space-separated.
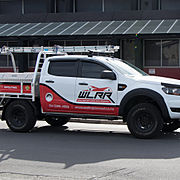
xmin=0 ymin=0 xmax=180 ymax=79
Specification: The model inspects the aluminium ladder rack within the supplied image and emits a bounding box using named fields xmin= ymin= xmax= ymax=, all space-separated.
xmin=0 ymin=45 xmax=119 ymax=72
xmin=0 ymin=45 xmax=119 ymax=101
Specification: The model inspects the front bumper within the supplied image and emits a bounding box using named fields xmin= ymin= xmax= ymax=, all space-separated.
xmin=166 ymin=98 xmax=180 ymax=119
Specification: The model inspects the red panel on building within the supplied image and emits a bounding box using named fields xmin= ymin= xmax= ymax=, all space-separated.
xmin=144 ymin=68 xmax=180 ymax=80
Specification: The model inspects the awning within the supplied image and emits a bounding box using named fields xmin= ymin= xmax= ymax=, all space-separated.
xmin=0 ymin=19 xmax=179 ymax=37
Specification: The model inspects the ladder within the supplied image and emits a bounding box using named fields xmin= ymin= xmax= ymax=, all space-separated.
xmin=0 ymin=45 xmax=119 ymax=54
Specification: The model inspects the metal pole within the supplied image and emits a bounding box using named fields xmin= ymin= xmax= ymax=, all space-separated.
xmin=22 ymin=0 xmax=25 ymax=14
xmin=9 ymin=52 xmax=17 ymax=73
xmin=73 ymin=0 xmax=76 ymax=13
xmin=102 ymin=0 xmax=105 ymax=12
xmin=54 ymin=0 xmax=57 ymax=13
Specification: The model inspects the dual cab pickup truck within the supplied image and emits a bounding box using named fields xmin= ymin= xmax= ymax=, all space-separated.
xmin=0 ymin=46 xmax=180 ymax=138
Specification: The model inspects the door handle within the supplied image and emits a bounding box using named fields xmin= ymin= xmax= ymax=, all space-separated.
xmin=45 ymin=80 xmax=54 ymax=83
xmin=79 ymin=82 xmax=88 ymax=86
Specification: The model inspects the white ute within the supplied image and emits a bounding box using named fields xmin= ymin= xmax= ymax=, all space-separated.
xmin=0 ymin=45 xmax=180 ymax=138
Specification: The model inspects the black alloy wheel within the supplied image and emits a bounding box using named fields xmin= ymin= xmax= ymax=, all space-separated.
xmin=5 ymin=100 xmax=36 ymax=132
xmin=127 ymin=103 xmax=163 ymax=139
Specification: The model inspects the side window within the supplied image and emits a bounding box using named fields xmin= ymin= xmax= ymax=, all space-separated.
xmin=48 ymin=60 xmax=77 ymax=77
xmin=81 ymin=61 xmax=110 ymax=79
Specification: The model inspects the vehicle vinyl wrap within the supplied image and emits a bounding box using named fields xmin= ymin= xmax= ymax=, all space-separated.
xmin=77 ymin=85 xmax=115 ymax=103
xmin=23 ymin=84 xmax=31 ymax=94
xmin=40 ymin=84 xmax=119 ymax=116
xmin=0 ymin=83 xmax=31 ymax=94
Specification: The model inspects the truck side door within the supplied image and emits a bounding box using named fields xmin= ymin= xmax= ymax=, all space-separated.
xmin=40 ymin=58 xmax=78 ymax=113
xmin=74 ymin=60 xmax=119 ymax=116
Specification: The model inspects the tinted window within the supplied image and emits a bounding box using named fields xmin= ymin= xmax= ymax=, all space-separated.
xmin=56 ymin=0 xmax=73 ymax=13
xmin=161 ymin=0 xmax=180 ymax=10
xmin=0 ymin=0 xmax=22 ymax=15
xmin=144 ymin=40 xmax=161 ymax=66
xmin=48 ymin=61 xmax=77 ymax=77
xmin=162 ymin=40 xmax=179 ymax=66
xmin=24 ymin=0 xmax=52 ymax=13
xmin=0 ymin=55 xmax=7 ymax=67
xmin=76 ymin=0 xmax=102 ymax=12
xmin=104 ymin=0 xmax=138 ymax=11
xmin=141 ymin=0 xmax=158 ymax=10
xmin=122 ymin=39 xmax=135 ymax=65
xmin=81 ymin=61 xmax=110 ymax=79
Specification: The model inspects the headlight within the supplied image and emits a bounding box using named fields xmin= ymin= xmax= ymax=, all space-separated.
xmin=162 ymin=83 xmax=180 ymax=96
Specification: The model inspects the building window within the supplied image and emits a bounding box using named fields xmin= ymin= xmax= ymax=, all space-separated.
xmin=0 ymin=55 xmax=7 ymax=67
xmin=28 ymin=54 xmax=37 ymax=67
xmin=141 ymin=0 xmax=158 ymax=10
xmin=144 ymin=40 xmax=161 ymax=66
xmin=24 ymin=0 xmax=52 ymax=14
xmin=0 ymin=41 xmax=7 ymax=67
xmin=122 ymin=40 xmax=135 ymax=65
xmin=161 ymin=0 xmax=180 ymax=10
xmin=81 ymin=40 xmax=97 ymax=46
xmin=56 ymin=0 xmax=73 ymax=13
xmin=104 ymin=0 xmax=138 ymax=12
xmin=7 ymin=42 xmax=19 ymax=67
xmin=75 ymin=0 xmax=102 ymax=12
xmin=66 ymin=40 xmax=81 ymax=46
xmin=49 ymin=40 xmax=65 ymax=46
xmin=0 ymin=0 xmax=22 ymax=15
xmin=144 ymin=40 xmax=180 ymax=67
xmin=99 ymin=40 xmax=112 ymax=45
xmin=0 ymin=41 xmax=19 ymax=67
xmin=162 ymin=40 xmax=179 ymax=66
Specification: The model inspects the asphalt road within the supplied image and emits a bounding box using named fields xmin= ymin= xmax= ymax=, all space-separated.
xmin=0 ymin=120 xmax=180 ymax=180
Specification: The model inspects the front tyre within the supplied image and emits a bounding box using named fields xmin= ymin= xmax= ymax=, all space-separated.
xmin=45 ymin=116 xmax=70 ymax=127
xmin=5 ymin=100 xmax=36 ymax=132
xmin=127 ymin=103 xmax=163 ymax=139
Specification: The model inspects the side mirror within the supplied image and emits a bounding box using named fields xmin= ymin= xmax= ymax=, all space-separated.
xmin=101 ymin=70 xmax=116 ymax=80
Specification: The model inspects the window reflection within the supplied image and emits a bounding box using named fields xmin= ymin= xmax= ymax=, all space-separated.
xmin=122 ymin=40 xmax=135 ymax=65
xmin=161 ymin=0 xmax=180 ymax=10
xmin=144 ymin=40 xmax=161 ymax=66
xmin=104 ymin=0 xmax=138 ymax=12
xmin=141 ymin=0 xmax=158 ymax=10
xmin=162 ymin=40 xmax=179 ymax=66
xmin=144 ymin=40 xmax=180 ymax=67
xmin=76 ymin=0 xmax=102 ymax=12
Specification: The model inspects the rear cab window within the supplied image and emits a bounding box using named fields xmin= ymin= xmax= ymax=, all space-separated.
xmin=48 ymin=59 xmax=78 ymax=77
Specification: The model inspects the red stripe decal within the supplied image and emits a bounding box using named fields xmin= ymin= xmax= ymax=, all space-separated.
xmin=0 ymin=84 xmax=21 ymax=93
xmin=40 ymin=85 xmax=119 ymax=116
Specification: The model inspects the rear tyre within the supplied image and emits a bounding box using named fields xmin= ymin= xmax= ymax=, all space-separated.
xmin=162 ymin=120 xmax=180 ymax=132
xmin=127 ymin=103 xmax=163 ymax=139
xmin=5 ymin=100 xmax=36 ymax=132
xmin=45 ymin=116 xmax=70 ymax=127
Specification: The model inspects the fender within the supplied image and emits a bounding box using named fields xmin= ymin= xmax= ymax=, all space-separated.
xmin=1 ymin=99 xmax=43 ymax=120
xmin=119 ymin=88 xmax=170 ymax=120
xmin=1 ymin=99 xmax=12 ymax=120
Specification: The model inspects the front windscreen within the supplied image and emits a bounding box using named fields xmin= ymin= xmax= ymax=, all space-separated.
xmin=108 ymin=58 xmax=148 ymax=76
